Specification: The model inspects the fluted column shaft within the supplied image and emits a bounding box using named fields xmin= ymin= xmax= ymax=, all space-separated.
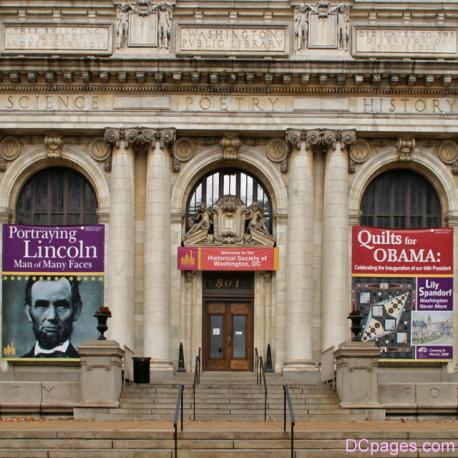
xmin=105 ymin=129 xmax=135 ymax=349
xmin=322 ymin=132 xmax=355 ymax=350
xmin=284 ymin=131 xmax=315 ymax=370
xmin=143 ymin=129 xmax=175 ymax=370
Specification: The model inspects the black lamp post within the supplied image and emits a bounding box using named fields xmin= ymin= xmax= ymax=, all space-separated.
xmin=347 ymin=308 xmax=364 ymax=341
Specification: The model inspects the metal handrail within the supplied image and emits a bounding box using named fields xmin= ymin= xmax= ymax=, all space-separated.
xmin=192 ymin=347 xmax=201 ymax=420
xmin=255 ymin=347 xmax=268 ymax=421
xmin=173 ymin=384 xmax=184 ymax=458
xmin=283 ymin=384 xmax=296 ymax=458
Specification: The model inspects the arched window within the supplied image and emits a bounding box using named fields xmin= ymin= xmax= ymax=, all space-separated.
xmin=187 ymin=169 xmax=273 ymax=231
xmin=16 ymin=167 xmax=98 ymax=225
xmin=360 ymin=170 xmax=441 ymax=228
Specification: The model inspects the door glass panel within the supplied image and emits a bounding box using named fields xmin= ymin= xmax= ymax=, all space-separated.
xmin=232 ymin=315 xmax=246 ymax=358
xmin=210 ymin=315 xmax=223 ymax=359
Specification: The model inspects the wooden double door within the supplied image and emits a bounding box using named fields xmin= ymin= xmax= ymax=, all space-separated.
xmin=203 ymin=301 xmax=253 ymax=371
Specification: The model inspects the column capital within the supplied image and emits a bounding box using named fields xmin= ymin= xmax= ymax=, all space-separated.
xmin=104 ymin=127 xmax=176 ymax=149
xmin=285 ymin=129 xmax=356 ymax=150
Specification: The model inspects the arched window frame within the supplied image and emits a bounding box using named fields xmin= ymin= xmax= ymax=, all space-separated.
xmin=186 ymin=168 xmax=273 ymax=232
xmin=16 ymin=167 xmax=98 ymax=226
xmin=360 ymin=169 xmax=442 ymax=229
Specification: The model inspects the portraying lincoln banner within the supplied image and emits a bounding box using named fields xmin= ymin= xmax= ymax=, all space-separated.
xmin=352 ymin=227 xmax=453 ymax=360
xmin=2 ymin=225 xmax=104 ymax=359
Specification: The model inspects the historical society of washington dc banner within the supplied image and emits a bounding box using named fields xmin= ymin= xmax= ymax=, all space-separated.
xmin=352 ymin=227 xmax=454 ymax=361
xmin=1 ymin=224 xmax=104 ymax=359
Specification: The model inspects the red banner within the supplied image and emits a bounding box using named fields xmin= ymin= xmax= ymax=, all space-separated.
xmin=352 ymin=227 xmax=453 ymax=276
xmin=178 ymin=247 xmax=279 ymax=271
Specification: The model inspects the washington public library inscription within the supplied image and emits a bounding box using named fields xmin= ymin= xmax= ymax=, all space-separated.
xmin=177 ymin=26 xmax=288 ymax=55
xmin=354 ymin=28 xmax=457 ymax=56
xmin=2 ymin=24 xmax=112 ymax=54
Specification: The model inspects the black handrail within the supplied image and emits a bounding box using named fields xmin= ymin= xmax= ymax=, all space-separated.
xmin=192 ymin=347 xmax=201 ymax=420
xmin=173 ymin=384 xmax=184 ymax=458
xmin=283 ymin=384 xmax=296 ymax=458
xmin=255 ymin=347 xmax=268 ymax=421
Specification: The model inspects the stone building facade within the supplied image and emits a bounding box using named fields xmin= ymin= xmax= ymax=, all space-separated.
xmin=0 ymin=0 xmax=458 ymax=387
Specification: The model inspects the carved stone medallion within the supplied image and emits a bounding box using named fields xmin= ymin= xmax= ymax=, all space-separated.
xmin=89 ymin=139 xmax=111 ymax=161
xmin=265 ymin=138 xmax=288 ymax=163
xmin=438 ymin=140 xmax=458 ymax=165
xmin=173 ymin=138 xmax=195 ymax=162
xmin=0 ymin=137 xmax=21 ymax=161
xmin=350 ymin=139 xmax=371 ymax=163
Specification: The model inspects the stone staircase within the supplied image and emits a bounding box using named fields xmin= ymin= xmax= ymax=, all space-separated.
xmin=1 ymin=425 xmax=458 ymax=457
xmin=76 ymin=372 xmax=363 ymax=421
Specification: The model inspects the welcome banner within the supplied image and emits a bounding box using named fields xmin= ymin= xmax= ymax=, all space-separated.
xmin=352 ymin=227 xmax=454 ymax=361
xmin=178 ymin=246 xmax=279 ymax=271
xmin=2 ymin=224 xmax=105 ymax=360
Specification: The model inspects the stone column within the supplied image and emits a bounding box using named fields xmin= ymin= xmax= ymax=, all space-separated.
xmin=283 ymin=130 xmax=316 ymax=373
xmin=322 ymin=131 xmax=356 ymax=350
xmin=446 ymin=211 xmax=458 ymax=373
xmin=104 ymin=128 xmax=136 ymax=350
xmin=143 ymin=128 xmax=175 ymax=371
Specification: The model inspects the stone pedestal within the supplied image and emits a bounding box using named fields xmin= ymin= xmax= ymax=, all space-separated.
xmin=79 ymin=340 xmax=124 ymax=407
xmin=334 ymin=341 xmax=381 ymax=411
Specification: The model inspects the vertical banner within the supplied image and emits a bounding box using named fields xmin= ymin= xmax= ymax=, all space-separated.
xmin=2 ymin=225 xmax=105 ymax=359
xmin=352 ymin=227 xmax=454 ymax=360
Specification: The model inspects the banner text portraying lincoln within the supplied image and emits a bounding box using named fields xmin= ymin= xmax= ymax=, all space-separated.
xmin=2 ymin=225 xmax=104 ymax=359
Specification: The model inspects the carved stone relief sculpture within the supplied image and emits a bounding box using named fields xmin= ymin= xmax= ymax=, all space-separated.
xmin=183 ymin=197 xmax=275 ymax=247
xmin=115 ymin=0 xmax=173 ymax=50
xmin=0 ymin=136 xmax=21 ymax=171
xmin=294 ymin=1 xmax=351 ymax=52
xmin=116 ymin=3 xmax=131 ymax=49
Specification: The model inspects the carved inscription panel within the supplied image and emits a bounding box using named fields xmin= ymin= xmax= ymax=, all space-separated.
xmin=177 ymin=25 xmax=288 ymax=55
xmin=2 ymin=24 xmax=112 ymax=54
xmin=354 ymin=28 xmax=457 ymax=56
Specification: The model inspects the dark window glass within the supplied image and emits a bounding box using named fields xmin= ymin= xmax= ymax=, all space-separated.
xmin=187 ymin=169 xmax=273 ymax=232
xmin=16 ymin=167 xmax=98 ymax=225
xmin=361 ymin=170 xmax=441 ymax=229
